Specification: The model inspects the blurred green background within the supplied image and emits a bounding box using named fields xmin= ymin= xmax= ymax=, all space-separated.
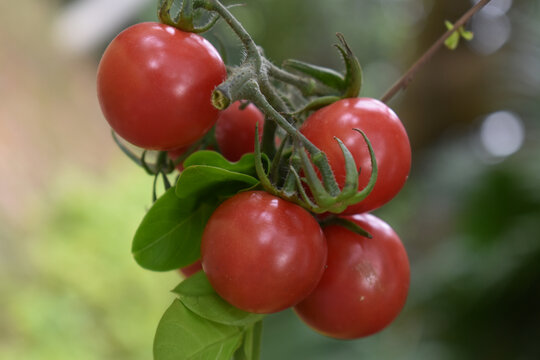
xmin=1 ymin=0 xmax=539 ymax=359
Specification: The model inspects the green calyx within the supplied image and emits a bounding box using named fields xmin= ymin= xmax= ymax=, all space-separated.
xmin=192 ymin=1 xmax=377 ymax=214
xmin=280 ymin=33 xmax=364 ymax=115
xmin=158 ymin=0 xmax=220 ymax=33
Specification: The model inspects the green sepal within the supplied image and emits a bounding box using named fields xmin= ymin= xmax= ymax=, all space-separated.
xmin=158 ymin=0 xmax=220 ymax=33
xmin=294 ymin=96 xmax=341 ymax=115
xmin=340 ymin=128 xmax=378 ymax=209
xmin=173 ymin=272 xmax=265 ymax=327
xmin=320 ymin=216 xmax=373 ymax=238
xmin=282 ymin=59 xmax=346 ymax=91
xmin=335 ymin=33 xmax=363 ymax=98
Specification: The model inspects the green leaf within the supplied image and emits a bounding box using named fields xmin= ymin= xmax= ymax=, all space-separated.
xmin=183 ymin=151 xmax=262 ymax=178
xmin=234 ymin=321 xmax=263 ymax=360
xmin=154 ymin=299 xmax=243 ymax=360
xmin=444 ymin=21 xmax=460 ymax=50
xmin=132 ymin=188 xmax=215 ymax=271
xmin=444 ymin=20 xmax=473 ymax=50
xmin=173 ymin=272 xmax=265 ymax=327
xmin=176 ymin=165 xmax=259 ymax=202
xmin=459 ymin=27 xmax=474 ymax=41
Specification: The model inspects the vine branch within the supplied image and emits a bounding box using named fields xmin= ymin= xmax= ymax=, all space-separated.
xmin=380 ymin=0 xmax=491 ymax=103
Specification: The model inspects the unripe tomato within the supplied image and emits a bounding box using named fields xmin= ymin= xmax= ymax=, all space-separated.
xmin=300 ymin=98 xmax=411 ymax=214
xmin=215 ymin=101 xmax=265 ymax=161
xmin=97 ymin=22 xmax=226 ymax=151
xmin=294 ymin=213 xmax=410 ymax=339
xmin=201 ymin=191 xmax=327 ymax=314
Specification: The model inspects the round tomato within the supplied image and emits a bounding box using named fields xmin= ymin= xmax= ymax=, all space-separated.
xmin=294 ymin=213 xmax=410 ymax=339
xmin=215 ymin=101 xmax=265 ymax=161
xmin=300 ymin=98 xmax=411 ymax=214
xmin=97 ymin=22 xmax=226 ymax=151
xmin=201 ymin=191 xmax=327 ymax=314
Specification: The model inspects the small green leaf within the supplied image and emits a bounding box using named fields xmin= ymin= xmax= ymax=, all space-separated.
xmin=445 ymin=33 xmax=459 ymax=50
xmin=444 ymin=20 xmax=473 ymax=50
xmin=183 ymin=151 xmax=263 ymax=177
xmin=444 ymin=20 xmax=460 ymax=50
xmin=459 ymin=27 xmax=474 ymax=41
xmin=132 ymin=188 xmax=215 ymax=271
xmin=173 ymin=272 xmax=265 ymax=327
xmin=154 ymin=299 xmax=243 ymax=360
xmin=176 ymin=165 xmax=259 ymax=202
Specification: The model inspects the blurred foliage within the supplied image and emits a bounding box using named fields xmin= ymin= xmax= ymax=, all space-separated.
xmin=0 ymin=166 xmax=179 ymax=359
xmin=2 ymin=0 xmax=540 ymax=359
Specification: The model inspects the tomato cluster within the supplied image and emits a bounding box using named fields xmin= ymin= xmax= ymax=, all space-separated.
xmin=187 ymin=99 xmax=410 ymax=338
xmin=198 ymin=192 xmax=410 ymax=339
xmin=98 ymin=16 xmax=411 ymax=347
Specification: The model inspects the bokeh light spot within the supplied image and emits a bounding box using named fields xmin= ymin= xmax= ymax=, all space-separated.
xmin=480 ymin=111 xmax=524 ymax=158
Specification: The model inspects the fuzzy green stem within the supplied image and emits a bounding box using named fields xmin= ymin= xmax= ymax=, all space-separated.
xmin=241 ymin=80 xmax=340 ymax=195
xmin=197 ymin=0 xmax=261 ymax=66
xmin=267 ymin=61 xmax=334 ymax=97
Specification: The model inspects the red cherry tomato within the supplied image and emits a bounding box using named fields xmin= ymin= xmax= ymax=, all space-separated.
xmin=300 ymin=98 xmax=411 ymax=214
xmin=179 ymin=260 xmax=203 ymax=277
xmin=294 ymin=213 xmax=410 ymax=339
xmin=215 ymin=101 xmax=265 ymax=161
xmin=201 ymin=191 xmax=327 ymax=314
xmin=97 ymin=22 xmax=226 ymax=151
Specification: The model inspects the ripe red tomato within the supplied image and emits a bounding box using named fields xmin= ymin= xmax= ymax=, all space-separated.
xmin=300 ymin=98 xmax=411 ymax=214
xmin=201 ymin=191 xmax=327 ymax=314
xmin=215 ymin=101 xmax=265 ymax=161
xmin=179 ymin=260 xmax=203 ymax=277
xmin=97 ymin=22 xmax=226 ymax=151
xmin=294 ymin=213 xmax=410 ymax=339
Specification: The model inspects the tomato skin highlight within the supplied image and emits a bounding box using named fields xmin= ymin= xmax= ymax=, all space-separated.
xmin=294 ymin=213 xmax=410 ymax=339
xmin=97 ymin=22 xmax=226 ymax=151
xmin=300 ymin=98 xmax=411 ymax=214
xmin=215 ymin=101 xmax=265 ymax=161
xmin=201 ymin=191 xmax=327 ymax=314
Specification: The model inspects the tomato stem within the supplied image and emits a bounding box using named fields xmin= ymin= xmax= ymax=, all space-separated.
xmin=198 ymin=0 xmax=261 ymax=63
